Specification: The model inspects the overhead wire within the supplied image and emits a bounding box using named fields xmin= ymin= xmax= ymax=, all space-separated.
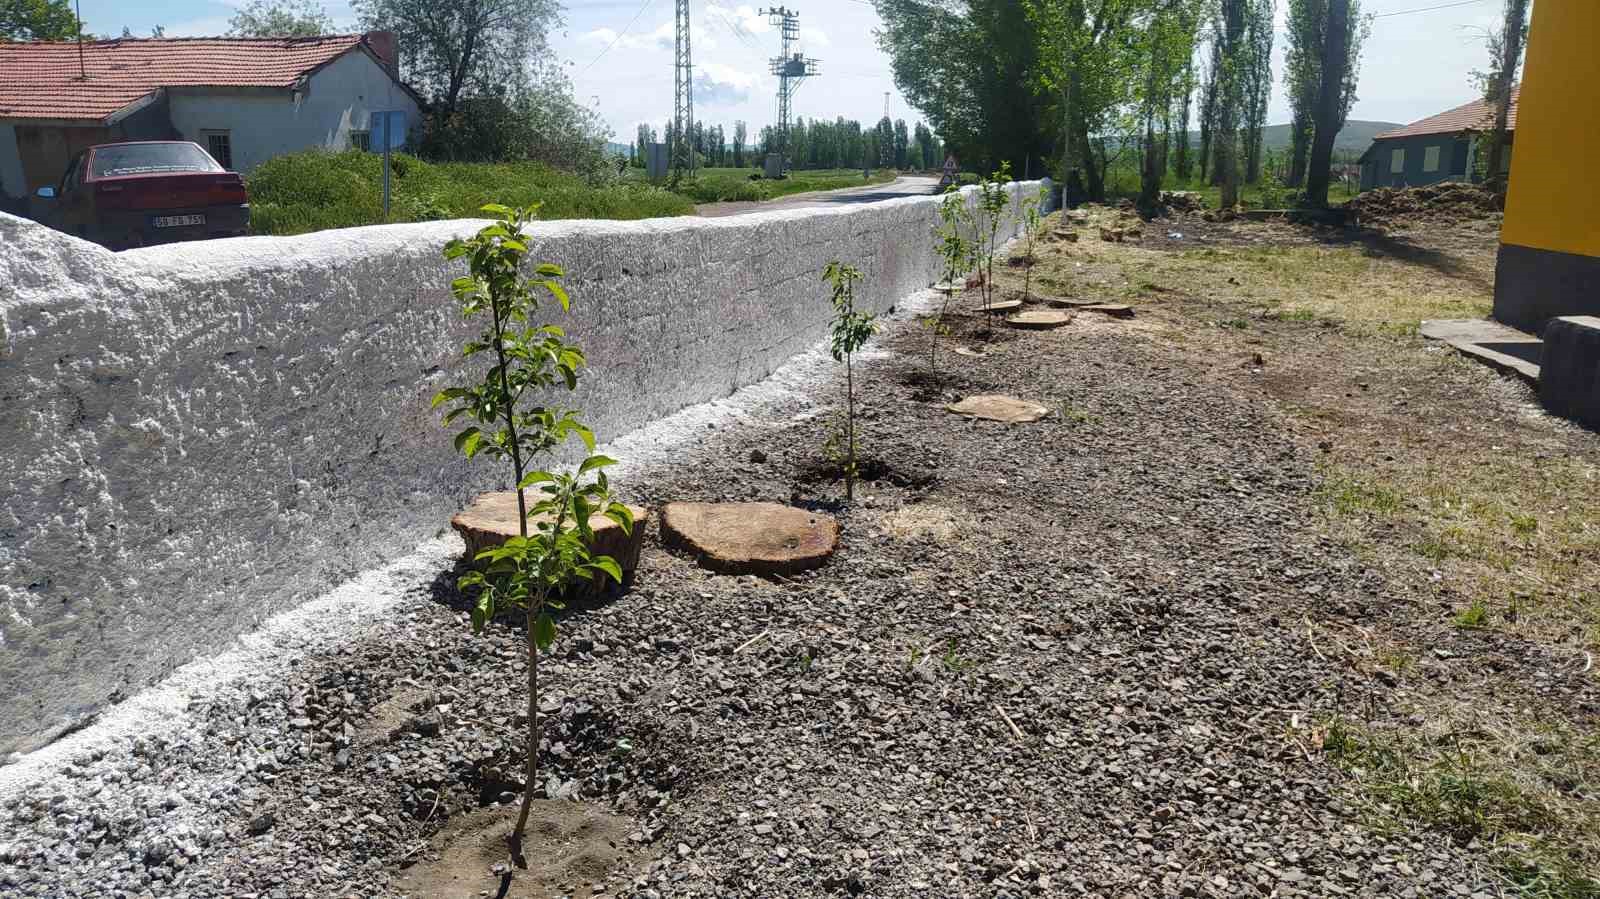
xmin=579 ymin=0 xmax=656 ymax=75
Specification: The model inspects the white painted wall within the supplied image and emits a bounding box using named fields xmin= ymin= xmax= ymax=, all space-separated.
xmin=167 ymin=50 xmax=419 ymax=172
xmin=0 ymin=123 xmax=26 ymax=200
xmin=0 ymin=181 xmax=1051 ymax=756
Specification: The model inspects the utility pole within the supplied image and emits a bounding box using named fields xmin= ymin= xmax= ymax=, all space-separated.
xmin=673 ymin=0 xmax=694 ymax=178
xmin=763 ymin=6 xmax=819 ymax=176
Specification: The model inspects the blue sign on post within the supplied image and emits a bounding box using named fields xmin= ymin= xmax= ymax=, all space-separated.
xmin=375 ymin=110 xmax=406 ymax=221
xmin=371 ymin=110 xmax=407 ymax=151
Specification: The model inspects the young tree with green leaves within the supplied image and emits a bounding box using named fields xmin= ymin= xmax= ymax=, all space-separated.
xmin=2 ymin=0 xmax=77 ymax=40
xmin=1477 ymin=0 xmax=1529 ymax=195
xmin=824 ymin=262 xmax=878 ymax=502
xmin=434 ymin=204 xmax=633 ymax=869
xmin=227 ymin=0 xmax=330 ymax=37
xmin=929 ymin=188 xmax=974 ymax=375
xmin=971 ymin=162 xmax=1014 ymax=325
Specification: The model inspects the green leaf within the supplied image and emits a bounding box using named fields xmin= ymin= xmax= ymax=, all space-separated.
xmin=545 ymin=280 xmax=570 ymax=310
xmin=579 ymin=455 xmax=617 ymax=474
xmin=575 ymin=425 xmax=596 ymax=452
xmin=453 ymin=427 xmax=482 ymax=456
xmin=535 ymin=263 xmax=563 ymax=277
xmin=589 ymin=555 xmax=623 ymax=584
xmin=480 ymin=203 xmax=514 ymax=217
xmin=534 ymin=612 xmax=557 ymax=650
xmin=517 ymin=470 xmax=556 ymax=489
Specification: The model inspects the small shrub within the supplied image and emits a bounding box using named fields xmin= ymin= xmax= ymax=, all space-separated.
xmin=434 ymin=204 xmax=634 ymax=871
xmin=928 ymin=189 xmax=973 ymax=374
xmin=824 ymin=261 xmax=878 ymax=502
xmin=1456 ymin=597 xmax=1490 ymax=629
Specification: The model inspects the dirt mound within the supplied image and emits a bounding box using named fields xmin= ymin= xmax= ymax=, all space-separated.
xmin=1344 ymin=181 xmax=1502 ymax=229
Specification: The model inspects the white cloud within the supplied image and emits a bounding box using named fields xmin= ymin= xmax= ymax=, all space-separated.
xmin=707 ymin=4 xmax=772 ymax=37
xmin=695 ymin=61 xmax=761 ymax=106
xmin=581 ymin=18 xmax=720 ymax=53
xmin=799 ymin=27 xmax=830 ymax=48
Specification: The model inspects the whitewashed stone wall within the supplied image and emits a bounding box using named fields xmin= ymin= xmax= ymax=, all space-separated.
xmin=0 ymin=181 xmax=1050 ymax=755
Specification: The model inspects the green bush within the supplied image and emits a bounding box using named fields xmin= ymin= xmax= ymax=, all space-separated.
xmin=246 ymin=150 xmax=695 ymax=235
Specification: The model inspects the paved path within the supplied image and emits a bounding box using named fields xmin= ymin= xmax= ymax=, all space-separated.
xmin=695 ymin=175 xmax=941 ymax=218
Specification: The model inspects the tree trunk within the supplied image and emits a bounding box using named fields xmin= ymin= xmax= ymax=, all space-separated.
xmin=1304 ymin=0 xmax=1351 ymax=208
xmin=1288 ymin=111 xmax=1311 ymax=186
xmin=1216 ymin=0 xmax=1247 ymax=208
xmin=1175 ymin=59 xmax=1194 ymax=181
xmin=1483 ymin=0 xmax=1528 ymax=196
xmin=510 ymin=611 xmax=540 ymax=867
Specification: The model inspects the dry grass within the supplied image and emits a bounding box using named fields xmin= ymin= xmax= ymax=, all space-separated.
xmin=999 ymin=205 xmax=1600 ymax=894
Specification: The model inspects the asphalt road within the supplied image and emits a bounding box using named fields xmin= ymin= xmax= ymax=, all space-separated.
xmin=695 ymin=175 xmax=942 ymax=218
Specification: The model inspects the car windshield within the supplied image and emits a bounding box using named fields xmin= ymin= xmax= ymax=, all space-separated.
xmin=91 ymin=144 xmax=221 ymax=178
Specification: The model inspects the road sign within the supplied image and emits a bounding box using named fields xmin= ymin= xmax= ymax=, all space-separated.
xmin=371 ymin=110 xmax=407 ymax=151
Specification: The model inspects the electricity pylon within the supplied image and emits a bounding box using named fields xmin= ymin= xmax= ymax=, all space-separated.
xmin=673 ymin=0 xmax=694 ymax=178
xmin=764 ymin=6 xmax=819 ymax=174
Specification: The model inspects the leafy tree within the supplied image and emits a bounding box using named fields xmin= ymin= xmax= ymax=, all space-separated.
xmin=876 ymin=116 xmax=895 ymax=168
xmin=1475 ymin=0 xmax=1528 ymax=195
xmin=1197 ymin=35 xmax=1221 ymax=184
xmin=824 ymin=262 xmax=877 ymax=502
xmin=914 ymin=121 xmax=939 ymax=171
xmin=1284 ymin=0 xmax=1366 ymax=186
xmin=1173 ymin=49 xmax=1196 ymax=181
xmin=875 ymin=0 xmax=1052 ymax=175
xmin=1133 ymin=1 xmax=1201 ymax=208
xmin=634 ymin=123 xmax=654 ymax=169
xmin=1214 ymin=0 xmax=1247 ymax=208
xmin=435 ymin=204 xmax=633 ymax=870
xmin=1241 ymin=0 xmax=1275 ymax=184
xmin=2 ymin=0 xmax=77 ymax=40
xmin=907 ymin=142 xmax=926 ymax=171
xmin=227 ymin=0 xmax=331 ymax=37
xmin=893 ymin=119 xmax=910 ymax=169
xmin=1303 ymin=0 xmax=1354 ymax=207
xmin=352 ymin=0 xmax=561 ymax=114
xmin=733 ymin=121 xmax=747 ymax=167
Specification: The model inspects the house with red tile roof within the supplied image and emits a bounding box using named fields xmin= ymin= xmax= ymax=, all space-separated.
xmin=1357 ymin=87 xmax=1518 ymax=191
xmin=0 ymin=32 xmax=419 ymax=204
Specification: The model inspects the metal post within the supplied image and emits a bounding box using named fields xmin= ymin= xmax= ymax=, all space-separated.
xmin=382 ymin=112 xmax=392 ymax=221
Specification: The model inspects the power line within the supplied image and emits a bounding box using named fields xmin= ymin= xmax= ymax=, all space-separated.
xmin=1371 ymin=0 xmax=1489 ymax=18
xmin=580 ymin=0 xmax=655 ymax=75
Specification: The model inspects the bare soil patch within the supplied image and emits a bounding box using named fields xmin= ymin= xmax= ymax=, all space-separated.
xmin=396 ymin=801 xmax=636 ymax=899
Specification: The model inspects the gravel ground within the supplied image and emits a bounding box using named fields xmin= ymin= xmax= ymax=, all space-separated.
xmin=0 ymin=276 xmax=1531 ymax=897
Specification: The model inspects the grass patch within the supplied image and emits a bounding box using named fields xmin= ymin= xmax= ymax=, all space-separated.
xmin=1318 ymin=469 xmax=1405 ymax=517
xmin=247 ymin=150 xmax=695 ymax=235
xmin=655 ymin=167 xmax=898 ymax=204
xmin=1320 ymin=714 xmax=1600 ymax=897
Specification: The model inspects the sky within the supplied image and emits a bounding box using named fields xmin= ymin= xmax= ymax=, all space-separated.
xmin=78 ymin=0 xmax=1513 ymax=145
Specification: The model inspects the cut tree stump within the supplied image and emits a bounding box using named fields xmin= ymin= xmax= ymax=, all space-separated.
xmin=451 ymin=493 xmax=650 ymax=594
xmin=660 ymin=502 xmax=838 ymax=576
xmin=978 ymin=299 xmax=1024 ymax=315
xmin=1083 ymin=303 xmax=1135 ymax=318
xmin=1045 ymin=297 xmax=1100 ymax=309
xmin=1006 ymin=309 xmax=1073 ymax=330
xmin=946 ymin=395 xmax=1051 ymax=423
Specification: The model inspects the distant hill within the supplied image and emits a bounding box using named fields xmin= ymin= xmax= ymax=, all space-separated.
xmin=1178 ymin=120 xmax=1402 ymax=156
xmin=1261 ymin=120 xmax=1402 ymax=154
xmin=605 ymin=141 xmax=634 ymax=158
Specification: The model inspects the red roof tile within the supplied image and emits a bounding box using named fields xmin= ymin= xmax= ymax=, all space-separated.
xmin=0 ymin=35 xmax=369 ymax=122
xmin=1375 ymin=86 xmax=1519 ymax=140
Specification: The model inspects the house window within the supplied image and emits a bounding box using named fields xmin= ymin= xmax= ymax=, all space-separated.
xmin=350 ymin=130 xmax=371 ymax=152
xmin=202 ymin=131 xmax=233 ymax=170
xmin=1423 ymin=145 xmax=1441 ymax=173
xmin=1390 ymin=147 xmax=1405 ymax=174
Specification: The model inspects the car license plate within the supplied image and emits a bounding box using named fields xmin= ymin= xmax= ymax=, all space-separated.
xmin=152 ymin=214 xmax=204 ymax=228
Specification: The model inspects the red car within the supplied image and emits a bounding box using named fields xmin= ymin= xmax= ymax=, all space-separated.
xmin=35 ymin=141 xmax=249 ymax=250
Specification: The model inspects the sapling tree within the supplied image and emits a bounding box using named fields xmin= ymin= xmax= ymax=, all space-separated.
xmin=434 ymin=203 xmax=634 ymax=869
xmin=928 ymin=187 xmax=973 ymax=375
xmin=973 ymin=161 xmax=1014 ymax=325
xmin=1018 ymin=183 xmax=1048 ymax=304
xmin=824 ymin=261 xmax=878 ymax=501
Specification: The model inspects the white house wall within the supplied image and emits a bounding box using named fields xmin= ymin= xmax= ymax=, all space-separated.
xmin=167 ymin=50 xmax=420 ymax=172
xmin=0 ymin=180 xmax=1052 ymax=756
